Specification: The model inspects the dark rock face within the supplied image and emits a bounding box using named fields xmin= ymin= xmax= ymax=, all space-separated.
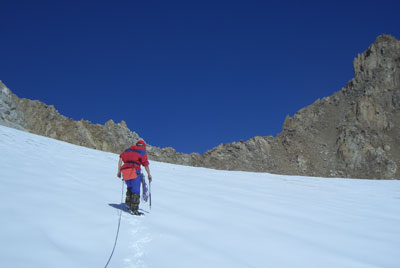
xmin=1 ymin=34 xmax=399 ymax=179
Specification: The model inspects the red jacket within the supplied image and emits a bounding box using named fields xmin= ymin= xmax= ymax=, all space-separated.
xmin=120 ymin=146 xmax=149 ymax=171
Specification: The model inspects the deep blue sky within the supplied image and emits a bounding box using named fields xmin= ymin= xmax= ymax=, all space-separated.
xmin=1 ymin=0 xmax=399 ymax=154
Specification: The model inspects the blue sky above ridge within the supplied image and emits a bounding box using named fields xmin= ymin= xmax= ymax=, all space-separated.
xmin=1 ymin=0 xmax=399 ymax=153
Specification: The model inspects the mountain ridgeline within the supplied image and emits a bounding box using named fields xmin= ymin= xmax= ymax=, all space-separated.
xmin=1 ymin=35 xmax=399 ymax=179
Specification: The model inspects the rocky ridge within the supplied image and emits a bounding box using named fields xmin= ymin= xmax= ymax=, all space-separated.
xmin=195 ymin=34 xmax=400 ymax=179
xmin=0 ymin=82 xmax=141 ymax=154
xmin=1 ymin=34 xmax=399 ymax=179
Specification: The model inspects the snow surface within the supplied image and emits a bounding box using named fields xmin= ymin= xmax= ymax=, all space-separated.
xmin=0 ymin=125 xmax=399 ymax=268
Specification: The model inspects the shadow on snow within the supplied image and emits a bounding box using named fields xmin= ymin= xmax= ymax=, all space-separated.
xmin=108 ymin=203 xmax=149 ymax=214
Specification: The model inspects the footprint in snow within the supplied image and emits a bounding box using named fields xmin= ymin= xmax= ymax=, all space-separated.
xmin=122 ymin=215 xmax=152 ymax=268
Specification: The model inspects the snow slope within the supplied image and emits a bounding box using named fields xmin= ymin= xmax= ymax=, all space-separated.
xmin=0 ymin=125 xmax=399 ymax=268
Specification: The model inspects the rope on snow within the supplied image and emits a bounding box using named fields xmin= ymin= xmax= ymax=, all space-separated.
xmin=104 ymin=179 xmax=125 ymax=268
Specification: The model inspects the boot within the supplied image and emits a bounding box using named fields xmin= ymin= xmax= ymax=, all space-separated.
xmin=125 ymin=188 xmax=132 ymax=209
xmin=130 ymin=193 xmax=140 ymax=214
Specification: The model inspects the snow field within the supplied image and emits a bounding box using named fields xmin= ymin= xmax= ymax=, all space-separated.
xmin=0 ymin=125 xmax=399 ymax=268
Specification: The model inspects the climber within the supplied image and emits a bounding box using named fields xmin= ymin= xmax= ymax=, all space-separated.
xmin=117 ymin=140 xmax=152 ymax=215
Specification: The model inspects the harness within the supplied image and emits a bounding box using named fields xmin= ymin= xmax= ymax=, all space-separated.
xmin=125 ymin=161 xmax=141 ymax=171
xmin=126 ymin=161 xmax=140 ymax=166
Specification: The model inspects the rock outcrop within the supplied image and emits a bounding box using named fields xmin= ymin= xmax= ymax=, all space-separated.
xmin=1 ymin=34 xmax=399 ymax=179
xmin=195 ymin=35 xmax=400 ymax=179
xmin=0 ymin=81 xmax=25 ymax=131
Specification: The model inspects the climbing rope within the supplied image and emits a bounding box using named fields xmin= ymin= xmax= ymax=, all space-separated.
xmin=104 ymin=179 xmax=125 ymax=268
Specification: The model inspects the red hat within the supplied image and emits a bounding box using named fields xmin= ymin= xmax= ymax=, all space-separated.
xmin=136 ymin=140 xmax=146 ymax=146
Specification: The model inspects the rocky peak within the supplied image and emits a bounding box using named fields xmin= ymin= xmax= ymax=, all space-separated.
xmin=353 ymin=34 xmax=400 ymax=88
xmin=195 ymin=34 xmax=400 ymax=179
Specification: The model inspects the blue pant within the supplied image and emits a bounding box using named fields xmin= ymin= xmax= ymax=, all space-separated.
xmin=125 ymin=171 xmax=141 ymax=194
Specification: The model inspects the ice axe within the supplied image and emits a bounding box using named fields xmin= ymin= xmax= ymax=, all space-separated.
xmin=149 ymin=180 xmax=152 ymax=210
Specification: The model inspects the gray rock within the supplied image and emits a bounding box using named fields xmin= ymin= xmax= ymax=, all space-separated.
xmin=0 ymin=81 xmax=25 ymax=130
